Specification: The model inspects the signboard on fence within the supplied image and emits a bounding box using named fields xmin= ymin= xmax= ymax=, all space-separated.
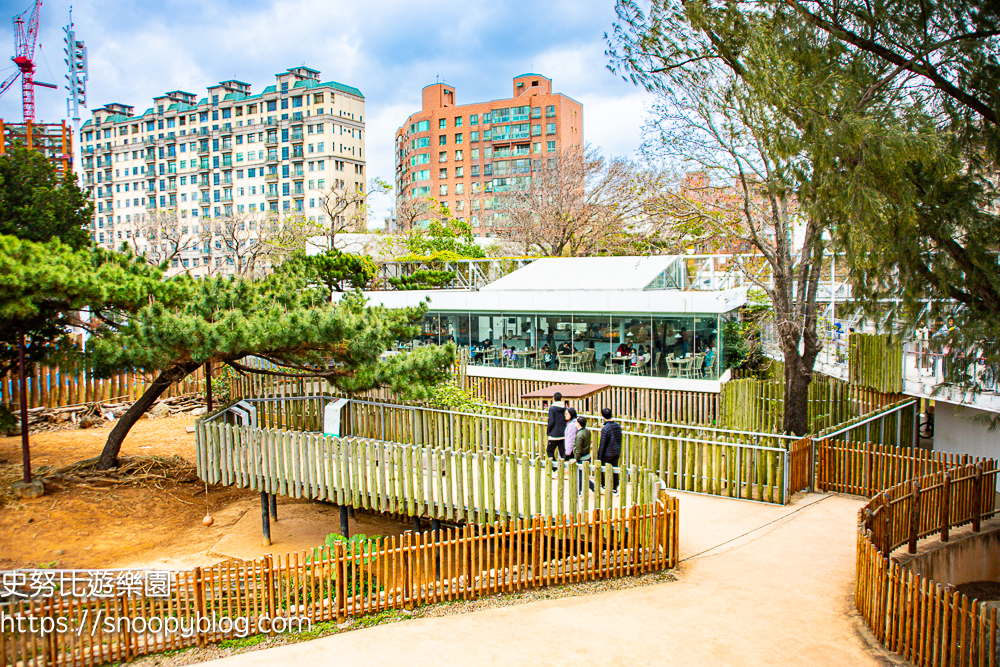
xmin=324 ymin=398 xmax=350 ymax=437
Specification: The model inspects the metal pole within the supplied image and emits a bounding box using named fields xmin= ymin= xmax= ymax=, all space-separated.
xmin=18 ymin=326 xmax=31 ymax=484
xmin=260 ymin=491 xmax=271 ymax=546
xmin=340 ymin=505 xmax=350 ymax=537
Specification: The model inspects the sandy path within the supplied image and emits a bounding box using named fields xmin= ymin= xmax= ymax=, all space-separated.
xmin=195 ymin=490 xmax=899 ymax=667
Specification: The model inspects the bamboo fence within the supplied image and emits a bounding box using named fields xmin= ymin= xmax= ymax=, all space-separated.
xmin=0 ymin=493 xmax=679 ymax=667
xmin=849 ymin=333 xmax=904 ymax=394
xmin=343 ymin=399 xmax=796 ymax=504
xmin=0 ymin=363 xmax=206 ymax=411
xmin=195 ymin=419 xmax=666 ymax=522
xmin=208 ymin=395 xmax=801 ymax=505
xmin=855 ymin=458 xmax=999 ymax=667
xmin=719 ymin=376 xmax=904 ymax=434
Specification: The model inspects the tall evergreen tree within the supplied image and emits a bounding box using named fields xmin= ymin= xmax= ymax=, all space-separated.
xmin=0 ymin=147 xmax=92 ymax=250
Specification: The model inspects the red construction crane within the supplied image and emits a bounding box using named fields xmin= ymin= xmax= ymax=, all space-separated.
xmin=0 ymin=0 xmax=57 ymax=122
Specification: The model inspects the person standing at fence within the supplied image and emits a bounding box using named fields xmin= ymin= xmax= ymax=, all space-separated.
xmin=563 ymin=407 xmax=579 ymax=461
xmin=594 ymin=407 xmax=622 ymax=493
xmin=546 ymin=392 xmax=566 ymax=473
xmin=573 ymin=415 xmax=591 ymax=494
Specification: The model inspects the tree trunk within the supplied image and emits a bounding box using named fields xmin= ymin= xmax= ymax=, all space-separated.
xmin=783 ymin=352 xmax=812 ymax=436
xmin=97 ymin=362 xmax=201 ymax=469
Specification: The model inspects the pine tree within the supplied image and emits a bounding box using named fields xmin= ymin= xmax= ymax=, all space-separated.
xmin=89 ymin=268 xmax=455 ymax=469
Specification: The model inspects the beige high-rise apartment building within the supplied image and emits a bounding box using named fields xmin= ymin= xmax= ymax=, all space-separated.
xmin=79 ymin=66 xmax=366 ymax=275
xmin=393 ymin=74 xmax=583 ymax=237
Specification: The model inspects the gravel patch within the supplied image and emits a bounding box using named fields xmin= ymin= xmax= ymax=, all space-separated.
xmin=120 ymin=571 xmax=677 ymax=667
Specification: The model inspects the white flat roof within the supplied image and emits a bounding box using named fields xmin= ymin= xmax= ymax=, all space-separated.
xmin=350 ymin=287 xmax=745 ymax=315
xmin=482 ymin=256 xmax=680 ymax=292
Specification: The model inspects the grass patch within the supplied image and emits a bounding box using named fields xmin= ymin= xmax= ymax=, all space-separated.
xmin=218 ymin=634 xmax=269 ymax=650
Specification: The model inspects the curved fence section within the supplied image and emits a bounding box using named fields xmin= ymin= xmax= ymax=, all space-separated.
xmin=855 ymin=456 xmax=999 ymax=667
xmin=195 ymin=420 xmax=664 ymax=523
xmin=0 ymin=495 xmax=678 ymax=667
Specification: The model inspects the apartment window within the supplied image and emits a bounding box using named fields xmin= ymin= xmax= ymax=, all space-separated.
xmin=222 ymin=108 xmax=231 ymax=119
xmin=438 ymin=135 xmax=447 ymax=146
xmin=533 ymin=142 xmax=541 ymax=153
xmin=547 ymin=141 xmax=556 ymax=152
xmin=532 ymin=124 xmax=541 ymax=136
xmin=455 ymin=150 xmax=463 ymax=161
xmin=545 ymin=105 xmax=556 ymax=117
xmin=470 ymin=114 xmax=478 ymax=125
xmin=456 ymin=183 xmax=464 ymax=195
xmin=471 ymin=148 xmax=479 ymax=160
xmin=314 ymin=93 xmax=324 ymax=103
xmin=532 ymin=107 xmax=541 ymax=118
xmin=546 ymin=123 xmax=556 ymax=134
xmin=455 ymin=166 xmax=463 ymax=177
xmin=438 ymin=118 xmax=447 ymax=129
xmin=266 ymin=100 xmax=277 ymax=112
xmin=439 ymin=151 xmax=448 ymax=163
xmin=415 ymin=137 xmax=430 ymax=148
xmin=455 ymin=133 xmax=463 ymax=144
xmin=439 ymin=168 xmax=447 ymax=179
xmin=439 ymin=184 xmax=448 ymax=196
xmin=292 ymin=96 xmax=303 ymax=108
xmin=470 ymin=131 xmax=479 ymax=142
xmin=454 ymin=117 xmax=463 ymax=127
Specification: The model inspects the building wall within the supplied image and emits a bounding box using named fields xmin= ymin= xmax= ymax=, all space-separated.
xmin=393 ymin=74 xmax=583 ymax=237
xmin=934 ymin=402 xmax=1000 ymax=491
xmin=79 ymin=67 xmax=367 ymax=276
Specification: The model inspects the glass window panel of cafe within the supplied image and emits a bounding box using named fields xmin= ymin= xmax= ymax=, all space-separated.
xmin=575 ymin=314 xmax=613 ymax=365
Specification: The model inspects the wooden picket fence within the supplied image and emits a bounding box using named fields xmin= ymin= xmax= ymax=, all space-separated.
xmin=817 ymin=440 xmax=990 ymax=499
xmin=0 ymin=363 xmax=206 ymax=411
xmin=195 ymin=418 xmax=665 ymax=523
xmin=0 ymin=493 xmax=679 ymax=667
xmin=855 ymin=458 xmax=999 ymax=667
xmin=463 ymin=375 xmax=719 ymax=425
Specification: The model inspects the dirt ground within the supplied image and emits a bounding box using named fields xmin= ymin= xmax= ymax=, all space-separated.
xmin=0 ymin=416 xmax=409 ymax=571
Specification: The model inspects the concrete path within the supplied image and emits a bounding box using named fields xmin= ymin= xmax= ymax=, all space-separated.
xmin=197 ymin=491 xmax=897 ymax=667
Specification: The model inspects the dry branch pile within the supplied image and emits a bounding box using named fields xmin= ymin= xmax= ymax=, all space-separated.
xmin=4 ymin=393 xmax=207 ymax=436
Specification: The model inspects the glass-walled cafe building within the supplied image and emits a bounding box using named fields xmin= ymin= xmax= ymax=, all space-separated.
xmin=357 ymin=257 xmax=746 ymax=385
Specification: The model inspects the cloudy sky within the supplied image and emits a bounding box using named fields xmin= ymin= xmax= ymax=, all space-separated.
xmin=0 ymin=0 xmax=654 ymax=223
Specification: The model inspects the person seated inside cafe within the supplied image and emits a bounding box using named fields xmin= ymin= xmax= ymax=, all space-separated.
xmin=616 ymin=341 xmax=629 ymax=357
xmin=558 ymin=341 xmax=574 ymax=356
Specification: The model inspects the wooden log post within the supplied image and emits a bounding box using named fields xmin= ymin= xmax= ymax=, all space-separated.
xmin=269 ymin=493 xmax=277 ymax=521
xmin=972 ymin=465 xmax=983 ymax=533
xmin=908 ymin=481 xmax=921 ymax=555
xmin=940 ymin=472 xmax=951 ymax=543
xmin=260 ymin=491 xmax=271 ymax=547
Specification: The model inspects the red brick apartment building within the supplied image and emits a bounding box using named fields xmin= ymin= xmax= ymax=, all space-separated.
xmin=393 ymin=74 xmax=583 ymax=236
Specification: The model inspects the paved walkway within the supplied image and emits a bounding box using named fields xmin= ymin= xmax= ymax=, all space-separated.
xmin=198 ymin=491 xmax=898 ymax=667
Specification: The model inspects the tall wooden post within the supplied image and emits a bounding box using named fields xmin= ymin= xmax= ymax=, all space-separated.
xmin=205 ymin=361 xmax=213 ymax=412
xmin=18 ymin=326 xmax=31 ymax=484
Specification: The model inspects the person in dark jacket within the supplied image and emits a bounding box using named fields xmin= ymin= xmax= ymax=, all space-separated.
xmin=545 ymin=392 xmax=566 ymax=472
xmin=596 ymin=407 xmax=622 ymax=493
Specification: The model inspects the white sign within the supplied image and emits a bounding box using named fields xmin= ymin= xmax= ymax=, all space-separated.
xmin=324 ymin=398 xmax=350 ymax=437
